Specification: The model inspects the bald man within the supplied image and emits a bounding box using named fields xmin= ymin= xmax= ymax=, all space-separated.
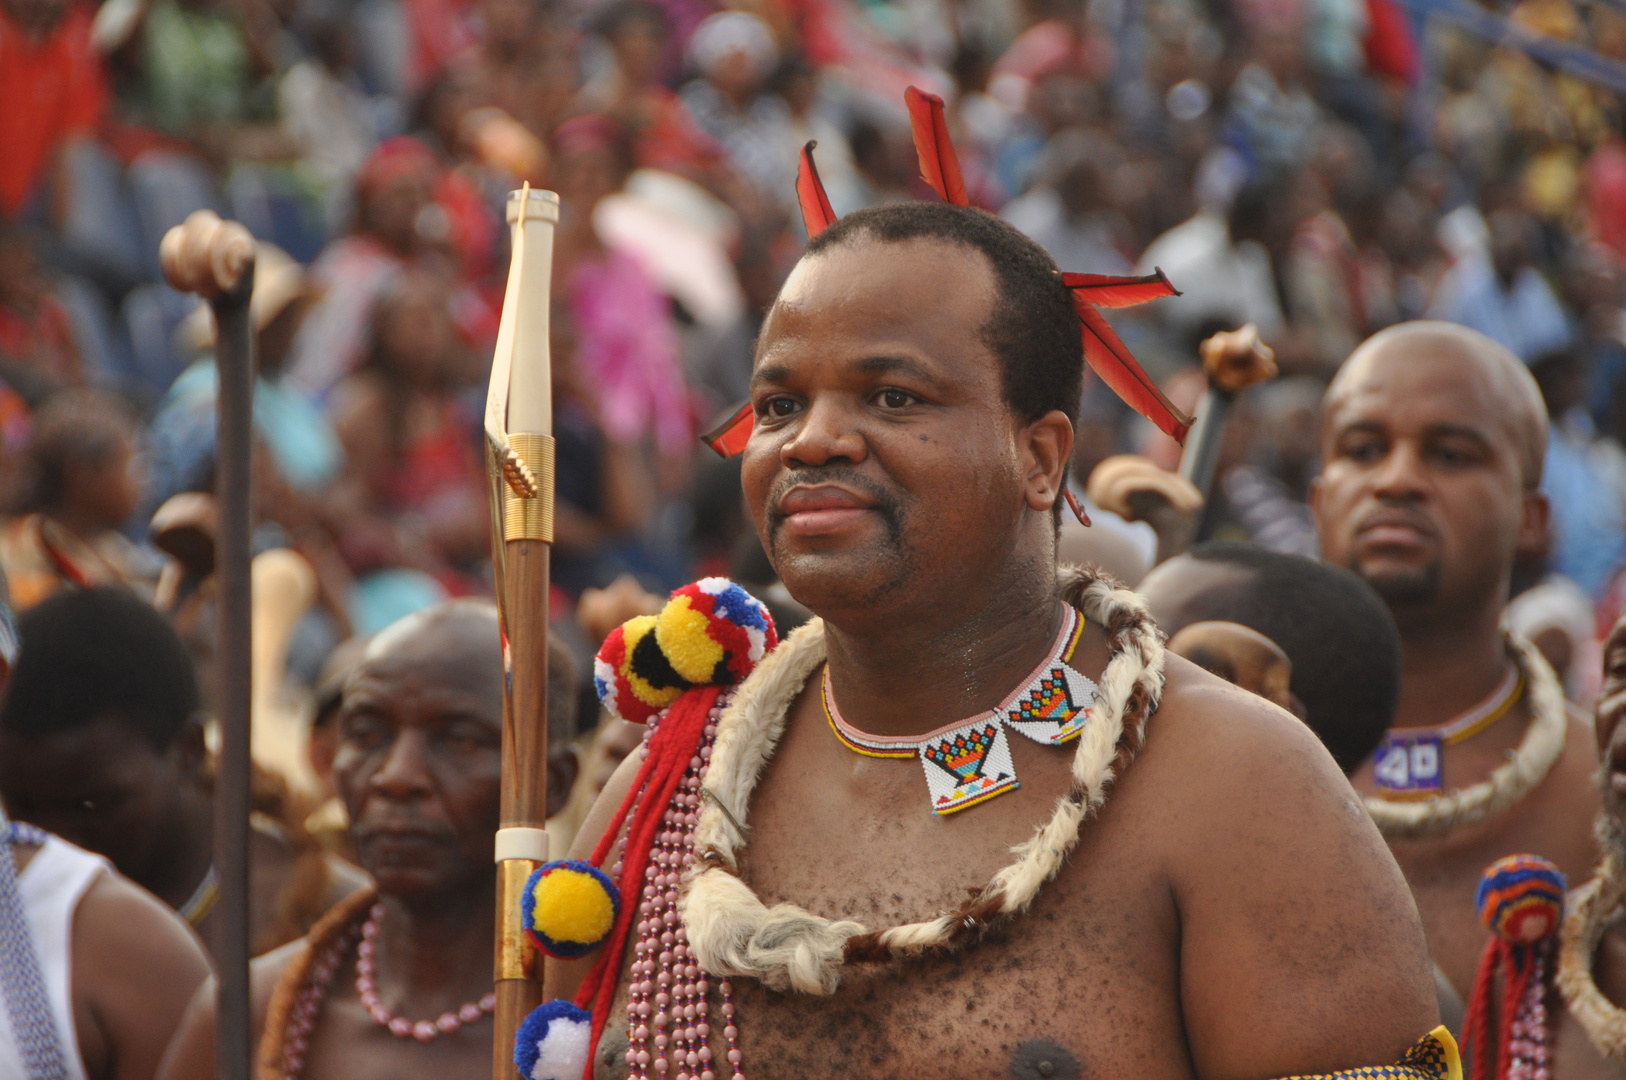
xmin=1312 ymin=321 xmax=1599 ymax=1005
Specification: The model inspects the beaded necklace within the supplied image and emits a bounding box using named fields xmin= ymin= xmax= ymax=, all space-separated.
xmin=822 ymin=604 xmax=1096 ymax=815
xmin=618 ymin=691 xmax=743 ymax=1080
xmin=682 ymin=566 xmax=1165 ymax=995
xmin=1372 ymin=664 xmax=1523 ymax=796
xmin=1364 ymin=634 xmax=1567 ymax=842
xmin=258 ymin=887 xmax=496 ymax=1080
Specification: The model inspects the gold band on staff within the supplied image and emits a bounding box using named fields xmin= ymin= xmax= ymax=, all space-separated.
xmin=502 ymin=434 xmax=555 ymax=542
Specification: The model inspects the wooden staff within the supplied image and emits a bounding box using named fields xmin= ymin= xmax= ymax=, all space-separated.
xmin=485 ymin=185 xmax=560 ymax=1080
xmin=1177 ymin=323 xmax=1279 ymax=499
xmin=159 ymin=211 xmax=257 ymax=1080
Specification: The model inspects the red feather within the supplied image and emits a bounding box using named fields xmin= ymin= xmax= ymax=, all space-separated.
xmin=1061 ymin=268 xmax=1181 ymax=309
xmin=904 ymin=86 xmax=969 ymax=206
xmin=700 ymin=401 xmax=754 ymax=458
xmin=797 ymin=141 xmax=837 ymax=237
xmin=1074 ymin=300 xmax=1193 ymax=444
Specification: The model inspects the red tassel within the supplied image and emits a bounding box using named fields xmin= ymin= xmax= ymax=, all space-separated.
xmin=904 ymin=86 xmax=969 ymax=206
xmin=700 ymin=401 xmax=754 ymax=458
xmin=1461 ymin=937 xmax=1502 ymax=1080
xmin=1062 ymin=268 xmax=1181 ymax=309
xmin=1075 ymin=301 xmax=1193 ymax=444
xmin=797 ymin=141 xmax=837 ymax=237
xmin=575 ymin=686 xmax=722 ymax=1079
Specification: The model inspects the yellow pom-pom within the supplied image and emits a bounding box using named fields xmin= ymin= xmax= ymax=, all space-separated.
xmin=655 ymin=595 xmax=726 ymax=685
xmin=523 ymin=862 xmax=619 ymax=959
xmin=619 ymin=616 xmax=681 ymax=710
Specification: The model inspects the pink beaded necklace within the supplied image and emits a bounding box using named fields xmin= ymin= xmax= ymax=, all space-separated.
xmin=356 ymin=904 xmax=497 ymax=1040
xmin=618 ymin=690 xmax=744 ymax=1080
xmin=274 ymin=903 xmax=496 ymax=1078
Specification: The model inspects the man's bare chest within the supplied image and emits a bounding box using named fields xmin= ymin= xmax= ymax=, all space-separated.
xmin=593 ymin=870 xmax=1188 ymax=1080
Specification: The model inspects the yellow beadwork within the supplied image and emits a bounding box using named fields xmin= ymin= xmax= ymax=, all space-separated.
xmin=1272 ymin=1027 xmax=1461 ymax=1080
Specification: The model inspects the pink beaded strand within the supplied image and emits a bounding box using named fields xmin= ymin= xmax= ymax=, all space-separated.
xmin=622 ymin=695 xmax=741 ymax=1080
xmin=280 ymin=922 xmax=360 ymax=1078
xmin=356 ymin=904 xmax=497 ymax=1042
xmin=1505 ymin=949 xmax=1553 ymax=1080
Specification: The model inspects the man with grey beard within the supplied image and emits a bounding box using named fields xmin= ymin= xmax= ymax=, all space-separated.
xmin=1312 ymin=321 xmax=1599 ymax=1012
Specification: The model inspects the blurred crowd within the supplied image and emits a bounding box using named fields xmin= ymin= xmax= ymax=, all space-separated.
xmin=5 ymin=0 xmax=1626 ymax=828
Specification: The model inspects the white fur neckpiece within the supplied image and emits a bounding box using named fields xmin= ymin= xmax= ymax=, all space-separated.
xmin=679 ymin=565 xmax=1166 ymax=995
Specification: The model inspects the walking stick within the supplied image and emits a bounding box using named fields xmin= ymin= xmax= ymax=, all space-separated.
xmin=159 ymin=211 xmax=257 ymax=1080
xmin=485 ymin=185 xmax=559 ymax=1080
xmin=1177 ymin=323 xmax=1278 ymax=499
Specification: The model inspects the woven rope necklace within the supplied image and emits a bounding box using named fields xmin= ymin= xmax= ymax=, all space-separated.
xmin=822 ymin=603 xmax=1097 ymax=815
xmin=1557 ymin=845 xmax=1626 ymax=1061
xmin=679 ymin=566 xmax=1165 ymax=995
xmin=1364 ymin=633 xmax=1567 ymax=842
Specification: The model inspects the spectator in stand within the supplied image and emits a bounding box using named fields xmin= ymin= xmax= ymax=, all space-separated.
xmin=1429 ymin=206 xmax=1572 ymax=361
xmin=1001 ymin=127 xmax=1133 ymax=275
xmin=578 ymin=0 xmax=727 ymax=181
xmin=146 ymin=242 xmax=341 ymax=517
xmin=552 ymin=116 xmax=693 ymax=465
xmin=679 ymin=11 xmax=798 ymax=213
xmin=114 ymin=0 xmax=278 ymax=146
xmin=0 ymin=389 xmax=150 ymax=610
xmin=286 ymin=137 xmax=440 ymax=400
xmin=1531 ymin=346 xmax=1626 ymax=598
xmin=0 ymin=0 xmax=105 ymax=223
xmin=0 ymin=227 xmax=83 ymax=403
xmin=326 ymin=268 xmax=487 ymax=627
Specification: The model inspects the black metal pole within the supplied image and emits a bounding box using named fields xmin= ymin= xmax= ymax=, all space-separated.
xmin=212 ymin=267 xmax=256 ymax=1080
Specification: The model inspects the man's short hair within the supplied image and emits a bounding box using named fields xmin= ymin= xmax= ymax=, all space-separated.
xmin=1 ymin=587 xmax=199 ymax=749
xmin=1183 ymin=541 xmax=1402 ymax=773
xmin=803 ymin=202 xmax=1085 ymax=428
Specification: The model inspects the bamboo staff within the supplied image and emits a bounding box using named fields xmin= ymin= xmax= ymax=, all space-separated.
xmin=485 ymin=185 xmax=560 ymax=1080
xmin=159 ymin=211 xmax=257 ymax=1080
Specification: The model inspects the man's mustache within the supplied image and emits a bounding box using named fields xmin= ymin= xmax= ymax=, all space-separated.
xmin=765 ymin=467 xmax=903 ymax=534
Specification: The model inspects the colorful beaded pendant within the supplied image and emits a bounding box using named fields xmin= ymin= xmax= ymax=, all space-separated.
xmin=824 ymin=604 xmax=1097 ymax=814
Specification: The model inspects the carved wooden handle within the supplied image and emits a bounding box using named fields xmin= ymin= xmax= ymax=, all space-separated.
xmin=1199 ymin=322 xmax=1278 ymax=394
xmin=159 ymin=210 xmax=256 ymax=298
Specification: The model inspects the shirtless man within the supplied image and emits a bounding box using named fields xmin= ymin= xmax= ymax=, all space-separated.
xmin=159 ymin=601 xmax=577 ymax=1080
xmin=1312 ymin=322 xmax=1599 ymax=1002
xmin=0 ymin=587 xmax=366 ymax=956
xmin=549 ymin=203 xmax=1440 ymax=1080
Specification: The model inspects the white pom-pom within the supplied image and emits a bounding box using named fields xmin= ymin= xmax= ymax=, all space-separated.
xmin=529 ymin=1015 xmax=590 ymax=1080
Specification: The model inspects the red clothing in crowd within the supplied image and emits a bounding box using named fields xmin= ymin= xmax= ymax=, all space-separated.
xmin=0 ymin=2 xmax=106 ymax=218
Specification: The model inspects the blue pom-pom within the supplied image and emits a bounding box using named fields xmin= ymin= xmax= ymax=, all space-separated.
xmin=515 ymin=1000 xmax=592 ymax=1080
xmin=520 ymin=859 xmax=620 ymax=959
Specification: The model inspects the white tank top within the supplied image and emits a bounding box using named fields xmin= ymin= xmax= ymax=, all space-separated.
xmin=0 ymin=834 xmax=110 ymax=1080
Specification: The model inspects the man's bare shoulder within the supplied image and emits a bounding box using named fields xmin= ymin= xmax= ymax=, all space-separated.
xmin=1124 ymin=655 xmax=1440 ymax=1079
xmin=74 ymin=869 xmax=211 ymax=1080
xmin=156 ymin=934 xmax=313 ymax=1080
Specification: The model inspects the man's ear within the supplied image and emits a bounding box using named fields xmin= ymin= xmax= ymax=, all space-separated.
xmin=1021 ymin=410 xmax=1074 ymax=513
xmin=1516 ymin=489 xmax=1551 ymax=561
xmin=546 ymin=744 xmax=580 ymax=820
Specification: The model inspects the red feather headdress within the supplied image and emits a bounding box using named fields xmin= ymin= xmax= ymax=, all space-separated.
xmin=701 ymin=86 xmax=1192 ymax=484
